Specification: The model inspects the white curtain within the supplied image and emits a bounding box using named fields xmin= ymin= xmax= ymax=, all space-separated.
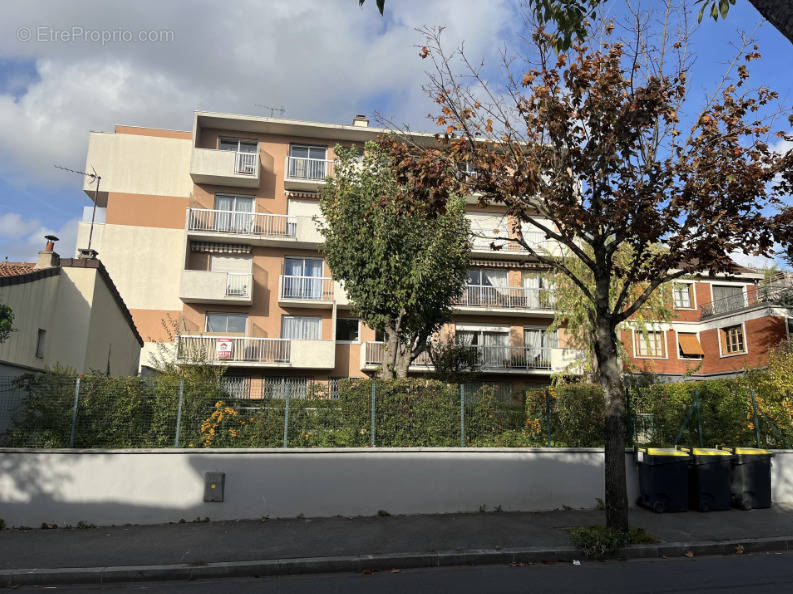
xmin=281 ymin=316 xmax=322 ymax=340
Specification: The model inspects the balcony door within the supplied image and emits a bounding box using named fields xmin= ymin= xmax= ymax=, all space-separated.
xmin=281 ymin=315 xmax=322 ymax=340
xmin=214 ymin=194 xmax=254 ymax=234
xmin=289 ymin=145 xmax=327 ymax=180
xmin=711 ymin=284 xmax=746 ymax=315
xmin=524 ymin=328 xmax=556 ymax=366
xmin=219 ymin=139 xmax=258 ymax=175
xmin=283 ymin=257 xmax=324 ymax=299
xmin=522 ymin=272 xmax=553 ymax=308
xmin=466 ymin=269 xmax=507 ymax=306
xmin=456 ymin=329 xmax=509 ymax=367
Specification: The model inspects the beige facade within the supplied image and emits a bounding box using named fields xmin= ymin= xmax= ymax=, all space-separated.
xmin=0 ymin=254 xmax=142 ymax=376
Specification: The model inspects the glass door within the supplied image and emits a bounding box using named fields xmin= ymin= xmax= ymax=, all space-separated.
xmin=214 ymin=194 xmax=254 ymax=234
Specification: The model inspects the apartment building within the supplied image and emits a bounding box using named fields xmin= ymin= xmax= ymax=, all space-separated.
xmin=74 ymin=110 xmax=791 ymax=395
xmin=75 ymin=111 xmax=586 ymax=397
xmin=624 ymin=272 xmax=793 ymax=380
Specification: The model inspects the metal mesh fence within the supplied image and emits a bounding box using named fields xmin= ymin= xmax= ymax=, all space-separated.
xmin=0 ymin=373 xmax=789 ymax=449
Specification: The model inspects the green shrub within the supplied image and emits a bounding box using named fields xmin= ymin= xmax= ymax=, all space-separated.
xmin=568 ymin=525 xmax=655 ymax=559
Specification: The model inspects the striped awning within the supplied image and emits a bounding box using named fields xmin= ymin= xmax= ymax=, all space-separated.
xmin=191 ymin=242 xmax=251 ymax=254
xmin=470 ymin=259 xmax=551 ymax=270
xmin=285 ymin=190 xmax=319 ymax=199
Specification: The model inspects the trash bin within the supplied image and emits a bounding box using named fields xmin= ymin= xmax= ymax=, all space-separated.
xmin=682 ymin=448 xmax=733 ymax=512
xmin=635 ymin=447 xmax=691 ymax=513
xmin=725 ymin=447 xmax=773 ymax=510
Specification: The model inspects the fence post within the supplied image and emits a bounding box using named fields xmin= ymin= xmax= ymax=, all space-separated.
xmin=545 ymin=388 xmax=551 ymax=447
xmin=625 ymin=386 xmax=633 ymax=448
xmin=460 ymin=384 xmax=466 ymax=448
xmin=750 ymin=390 xmax=762 ymax=448
xmin=283 ymin=381 xmax=291 ymax=448
xmin=174 ymin=379 xmax=184 ymax=448
xmin=695 ymin=388 xmax=704 ymax=449
xmin=69 ymin=377 xmax=80 ymax=448
xmin=370 ymin=382 xmax=376 ymax=447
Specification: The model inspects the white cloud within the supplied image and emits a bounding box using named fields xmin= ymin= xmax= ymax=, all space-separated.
xmin=0 ymin=0 xmax=517 ymax=189
xmin=729 ymin=248 xmax=785 ymax=271
xmin=0 ymin=213 xmax=78 ymax=262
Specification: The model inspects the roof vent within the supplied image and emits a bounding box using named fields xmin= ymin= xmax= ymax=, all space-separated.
xmin=352 ymin=114 xmax=369 ymax=127
xmin=78 ymin=248 xmax=99 ymax=260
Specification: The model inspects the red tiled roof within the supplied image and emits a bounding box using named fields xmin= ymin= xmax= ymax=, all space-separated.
xmin=0 ymin=261 xmax=36 ymax=277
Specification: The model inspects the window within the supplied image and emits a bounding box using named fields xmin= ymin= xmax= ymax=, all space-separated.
xmin=288 ymin=145 xmax=328 ymax=180
xmin=336 ymin=318 xmax=360 ymax=342
xmin=281 ymin=316 xmax=322 ymax=340
xmin=712 ymin=285 xmax=746 ymax=314
xmin=673 ymin=283 xmax=694 ymax=309
xmin=219 ymin=138 xmax=258 ymax=153
xmin=722 ymin=324 xmax=746 ymax=354
xmin=635 ymin=331 xmax=665 ymax=357
xmin=282 ymin=257 xmax=325 ymax=299
xmin=678 ymin=333 xmax=704 ymax=359
xmin=213 ymin=194 xmax=255 ymax=233
xmin=467 ymin=269 xmax=507 ymax=286
xmin=221 ymin=376 xmax=250 ymax=399
xmin=218 ymin=140 xmax=258 ymax=176
xmin=205 ymin=313 xmax=247 ymax=334
xmin=35 ymin=329 xmax=46 ymax=359
xmin=456 ymin=329 xmax=509 ymax=367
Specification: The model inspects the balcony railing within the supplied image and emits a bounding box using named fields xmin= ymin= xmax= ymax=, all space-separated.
xmin=279 ymin=275 xmax=335 ymax=301
xmin=699 ymin=284 xmax=793 ymax=319
xmin=454 ymin=285 xmax=555 ymax=310
xmin=225 ymin=273 xmax=252 ymax=297
xmin=469 ymin=228 xmax=558 ymax=254
xmin=187 ymin=208 xmax=296 ymax=238
xmin=177 ymin=336 xmax=290 ymax=364
xmin=363 ymin=342 xmax=551 ymax=371
xmin=234 ymin=151 xmax=258 ymax=176
xmin=285 ymin=156 xmax=335 ymax=182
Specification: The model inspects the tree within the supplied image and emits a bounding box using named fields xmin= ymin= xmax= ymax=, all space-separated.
xmin=358 ymin=1 xmax=793 ymax=48
xmin=548 ymin=245 xmax=675 ymax=380
xmin=319 ymin=142 xmax=471 ymax=379
xmin=379 ymin=6 xmax=791 ymax=528
xmin=0 ymin=304 xmax=14 ymax=343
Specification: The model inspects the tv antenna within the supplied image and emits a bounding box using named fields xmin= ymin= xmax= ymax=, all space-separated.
xmin=254 ymin=104 xmax=286 ymax=118
xmin=55 ymin=164 xmax=102 ymax=253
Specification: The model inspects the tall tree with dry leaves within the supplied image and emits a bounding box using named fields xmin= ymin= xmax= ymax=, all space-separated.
xmin=380 ymin=4 xmax=792 ymax=528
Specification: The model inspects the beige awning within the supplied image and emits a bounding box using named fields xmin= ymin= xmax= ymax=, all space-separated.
xmin=470 ymin=259 xmax=551 ymax=270
xmin=190 ymin=242 xmax=251 ymax=254
xmin=678 ymin=333 xmax=704 ymax=356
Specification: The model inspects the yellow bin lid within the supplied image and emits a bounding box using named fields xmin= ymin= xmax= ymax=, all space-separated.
xmin=638 ymin=447 xmax=689 ymax=457
xmin=681 ymin=447 xmax=731 ymax=456
xmin=732 ymin=447 xmax=771 ymax=455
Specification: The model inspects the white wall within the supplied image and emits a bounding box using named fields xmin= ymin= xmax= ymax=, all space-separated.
xmin=1 ymin=448 xmax=790 ymax=527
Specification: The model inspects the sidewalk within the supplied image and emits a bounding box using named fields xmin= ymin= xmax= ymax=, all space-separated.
xmin=1 ymin=506 xmax=793 ymax=585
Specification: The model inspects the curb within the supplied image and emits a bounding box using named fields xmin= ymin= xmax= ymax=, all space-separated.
xmin=0 ymin=537 xmax=790 ymax=587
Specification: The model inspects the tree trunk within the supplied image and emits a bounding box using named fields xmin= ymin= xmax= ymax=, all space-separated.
xmin=749 ymin=0 xmax=793 ymax=45
xmin=380 ymin=328 xmax=401 ymax=380
xmin=594 ymin=315 xmax=629 ymax=532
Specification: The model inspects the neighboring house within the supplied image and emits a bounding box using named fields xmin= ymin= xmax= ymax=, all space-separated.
xmin=623 ymin=269 xmax=793 ymax=380
xmin=73 ymin=111 xmax=790 ymax=396
xmin=0 ymin=239 xmax=142 ymax=376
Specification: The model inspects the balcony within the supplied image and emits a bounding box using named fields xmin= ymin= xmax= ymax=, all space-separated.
xmin=699 ymin=284 xmax=793 ymax=320
xmin=469 ymin=228 xmax=565 ymax=259
xmin=176 ymin=335 xmax=335 ymax=369
xmin=278 ymin=275 xmax=335 ymax=308
xmin=179 ymin=270 xmax=253 ymax=305
xmin=186 ymin=208 xmax=322 ymax=247
xmin=191 ymin=148 xmax=260 ymax=188
xmin=453 ymin=285 xmax=555 ymax=316
xmin=284 ymin=156 xmax=335 ymax=190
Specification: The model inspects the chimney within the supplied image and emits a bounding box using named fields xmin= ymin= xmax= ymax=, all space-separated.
xmin=352 ymin=114 xmax=369 ymax=127
xmin=35 ymin=235 xmax=60 ymax=269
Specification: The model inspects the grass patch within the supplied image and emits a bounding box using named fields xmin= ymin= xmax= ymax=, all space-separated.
xmin=568 ymin=525 xmax=656 ymax=559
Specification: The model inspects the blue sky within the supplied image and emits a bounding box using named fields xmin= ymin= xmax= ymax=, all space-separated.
xmin=0 ymin=0 xmax=789 ymax=267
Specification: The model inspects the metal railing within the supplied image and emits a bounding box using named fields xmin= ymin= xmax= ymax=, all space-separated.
xmin=187 ymin=208 xmax=297 ymax=238
xmin=363 ymin=342 xmax=552 ymax=371
xmin=279 ymin=275 xmax=334 ymax=301
xmin=177 ymin=335 xmax=291 ymax=364
xmin=225 ymin=273 xmax=252 ymax=297
xmin=699 ymin=284 xmax=793 ymax=319
xmin=285 ymin=156 xmax=335 ymax=181
xmin=234 ymin=151 xmax=258 ymax=176
xmin=454 ymin=285 xmax=555 ymax=310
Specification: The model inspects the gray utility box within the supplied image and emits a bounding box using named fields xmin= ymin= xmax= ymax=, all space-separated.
xmin=204 ymin=472 xmax=225 ymax=502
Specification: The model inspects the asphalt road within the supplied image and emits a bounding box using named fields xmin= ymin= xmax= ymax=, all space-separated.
xmin=11 ymin=552 xmax=793 ymax=593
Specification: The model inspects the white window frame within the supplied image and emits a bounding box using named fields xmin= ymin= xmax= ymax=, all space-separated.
xmin=218 ymin=138 xmax=258 ymax=152
xmin=281 ymin=315 xmax=323 ymax=340
xmin=205 ymin=312 xmax=248 ymax=335
xmin=719 ymin=322 xmax=748 ymax=357
xmin=672 ymin=282 xmax=696 ymax=310
xmin=633 ymin=330 xmax=667 ymax=359
xmin=675 ymin=330 xmax=704 ymax=360
xmin=289 ymin=144 xmax=327 ymax=160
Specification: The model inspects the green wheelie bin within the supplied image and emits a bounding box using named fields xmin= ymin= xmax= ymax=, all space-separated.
xmin=725 ymin=447 xmax=773 ymax=510
xmin=682 ymin=448 xmax=733 ymax=512
xmin=635 ymin=447 xmax=691 ymax=513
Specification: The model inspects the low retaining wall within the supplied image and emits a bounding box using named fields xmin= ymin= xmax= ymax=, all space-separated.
xmin=1 ymin=448 xmax=791 ymax=527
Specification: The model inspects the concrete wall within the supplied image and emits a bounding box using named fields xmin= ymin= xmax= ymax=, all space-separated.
xmin=1 ymin=448 xmax=791 ymax=527
xmin=0 ymin=274 xmax=59 ymax=372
